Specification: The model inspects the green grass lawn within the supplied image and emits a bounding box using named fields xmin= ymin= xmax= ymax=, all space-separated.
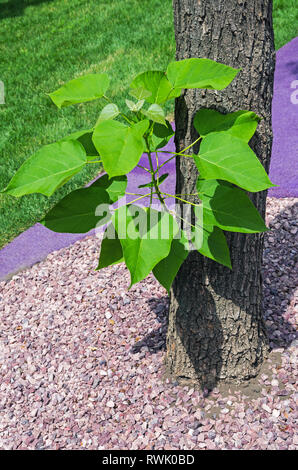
xmin=0 ymin=0 xmax=297 ymax=249
xmin=273 ymin=0 xmax=298 ymax=50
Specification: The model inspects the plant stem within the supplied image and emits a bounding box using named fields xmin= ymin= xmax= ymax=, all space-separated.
xmin=158 ymin=150 xmax=191 ymax=158
xmin=128 ymin=193 xmax=152 ymax=205
xmin=125 ymin=192 xmax=158 ymax=197
xmin=174 ymin=212 xmax=197 ymax=230
xmin=161 ymin=193 xmax=201 ymax=208
xmin=155 ymin=151 xmax=159 ymax=182
xmin=114 ymin=193 xmax=151 ymax=209
xmin=154 ymin=154 xmax=177 ymax=173
xmin=146 ymin=148 xmax=165 ymax=206
xmin=147 ymin=151 xmax=154 ymax=205
xmin=155 ymin=152 xmax=192 ymax=173
xmin=137 ymin=164 xmax=151 ymax=173
xmin=180 ymin=136 xmax=202 ymax=154
xmin=154 ymin=136 xmax=202 ymax=173
xmin=157 ymin=136 xmax=202 ymax=159
xmin=86 ymin=160 xmax=102 ymax=164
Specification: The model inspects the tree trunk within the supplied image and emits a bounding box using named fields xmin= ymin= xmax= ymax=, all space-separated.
xmin=166 ymin=0 xmax=275 ymax=389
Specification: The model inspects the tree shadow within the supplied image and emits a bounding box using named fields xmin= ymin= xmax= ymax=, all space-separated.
xmin=130 ymin=200 xmax=297 ymax=391
xmin=262 ymin=200 xmax=298 ymax=349
xmin=131 ymin=296 xmax=169 ymax=355
xmin=285 ymin=61 xmax=298 ymax=76
xmin=0 ymin=0 xmax=53 ymax=20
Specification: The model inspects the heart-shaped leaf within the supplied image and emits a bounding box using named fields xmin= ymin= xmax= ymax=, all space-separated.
xmin=150 ymin=121 xmax=174 ymax=151
xmin=96 ymin=103 xmax=120 ymax=125
xmin=129 ymin=86 xmax=152 ymax=101
xmin=42 ymin=186 xmax=111 ymax=233
xmin=90 ymin=174 xmax=127 ymax=203
xmin=130 ymin=71 xmax=181 ymax=104
xmin=125 ymin=99 xmax=145 ymax=112
xmin=197 ymin=178 xmax=268 ymax=233
xmin=191 ymin=222 xmax=232 ymax=269
xmin=141 ymin=103 xmax=166 ymax=125
xmin=2 ymin=140 xmax=87 ymax=197
xmin=61 ymin=129 xmax=98 ymax=156
xmin=194 ymin=108 xmax=260 ymax=142
xmin=92 ymin=119 xmax=149 ymax=177
xmin=97 ymin=226 xmax=124 ymax=269
xmin=153 ymin=232 xmax=189 ymax=292
xmin=195 ymin=132 xmax=275 ymax=192
xmin=112 ymin=204 xmax=179 ymax=287
xmin=166 ymin=58 xmax=239 ymax=90
xmin=48 ymin=73 xmax=110 ymax=108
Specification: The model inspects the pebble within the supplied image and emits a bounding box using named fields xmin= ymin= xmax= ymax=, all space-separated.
xmin=106 ymin=401 xmax=115 ymax=408
xmin=262 ymin=404 xmax=272 ymax=413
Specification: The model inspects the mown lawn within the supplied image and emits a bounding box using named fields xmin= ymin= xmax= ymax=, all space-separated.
xmin=0 ymin=0 xmax=297 ymax=249
xmin=273 ymin=0 xmax=298 ymax=50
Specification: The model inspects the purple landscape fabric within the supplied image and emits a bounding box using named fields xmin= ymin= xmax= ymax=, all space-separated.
xmin=268 ymin=37 xmax=298 ymax=198
xmin=0 ymin=38 xmax=297 ymax=280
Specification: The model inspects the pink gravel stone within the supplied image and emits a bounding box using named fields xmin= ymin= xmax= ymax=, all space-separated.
xmin=0 ymin=197 xmax=296 ymax=450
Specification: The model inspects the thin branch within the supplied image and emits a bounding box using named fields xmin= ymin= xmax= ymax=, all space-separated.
xmin=155 ymin=151 xmax=159 ymax=182
xmin=137 ymin=164 xmax=151 ymax=173
xmin=161 ymin=193 xmax=202 ymax=208
xmin=113 ymin=193 xmax=151 ymax=209
xmin=86 ymin=160 xmax=102 ymax=164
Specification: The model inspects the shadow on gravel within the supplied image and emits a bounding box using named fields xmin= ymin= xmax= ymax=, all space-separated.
xmin=0 ymin=0 xmax=53 ymax=20
xmin=131 ymin=200 xmax=297 ymax=369
xmin=262 ymin=200 xmax=298 ymax=349
xmin=131 ymin=296 xmax=169 ymax=355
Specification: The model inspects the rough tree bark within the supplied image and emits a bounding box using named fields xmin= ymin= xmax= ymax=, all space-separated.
xmin=166 ymin=0 xmax=276 ymax=389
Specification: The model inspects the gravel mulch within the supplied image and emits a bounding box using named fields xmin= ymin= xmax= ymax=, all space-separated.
xmin=0 ymin=197 xmax=297 ymax=450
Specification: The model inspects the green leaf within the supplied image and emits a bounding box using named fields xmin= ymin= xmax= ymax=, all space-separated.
xmin=112 ymin=204 xmax=179 ymax=287
xmin=129 ymin=86 xmax=152 ymax=101
xmin=150 ymin=120 xmax=174 ymax=151
xmin=191 ymin=222 xmax=232 ymax=269
xmin=197 ymin=178 xmax=268 ymax=233
xmin=48 ymin=73 xmax=110 ymax=108
xmin=61 ymin=129 xmax=99 ymax=156
xmin=153 ymin=232 xmax=189 ymax=292
xmin=90 ymin=174 xmax=127 ymax=203
xmin=125 ymin=99 xmax=145 ymax=112
xmin=92 ymin=119 xmax=149 ymax=177
xmin=166 ymin=58 xmax=239 ymax=90
xmin=130 ymin=71 xmax=181 ymax=104
xmin=138 ymin=173 xmax=169 ymax=189
xmin=141 ymin=103 xmax=166 ymax=125
xmin=97 ymin=226 xmax=124 ymax=269
xmin=41 ymin=186 xmax=111 ymax=233
xmin=195 ymin=133 xmax=275 ymax=192
xmin=2 ymin=140 xmax=87 ymax=197
xmin=96 ymin=103 xmax=120 ymax=125
xmin=194 ymin=108 xmax=260 ymax=142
